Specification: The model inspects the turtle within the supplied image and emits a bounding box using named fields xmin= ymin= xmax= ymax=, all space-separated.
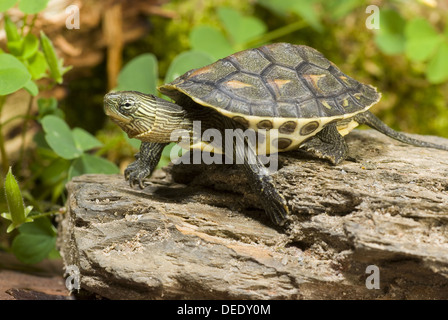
xmin=104 ymin=42 xmax=448 ymax=226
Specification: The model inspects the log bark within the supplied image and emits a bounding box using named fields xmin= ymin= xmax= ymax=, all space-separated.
xmin=58 ymin=129 xmax=448 ymax=299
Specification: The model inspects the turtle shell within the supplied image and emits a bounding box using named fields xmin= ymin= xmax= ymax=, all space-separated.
xmin=159 ymin=43 xmax=381 ymax=152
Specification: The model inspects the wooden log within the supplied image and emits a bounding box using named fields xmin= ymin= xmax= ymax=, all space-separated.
xmin=58 ymin=129 xmax=448 ymax=299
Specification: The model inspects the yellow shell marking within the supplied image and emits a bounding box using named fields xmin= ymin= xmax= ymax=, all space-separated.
xmin=268 ymin=79 xmax=291 ymax=90
xmin=339 ymin=75 xmax=349 ymax=84
xmin=224 ymin=80 xmax=253 ymax=89
xmin=321 ymin=100 xmax=332 ymax=110
xmin=337 ymin=119 xmax=359 ymax=136
xmin=303 ymin=74 xmax=326 ymax=92
xmin=188 ymin=65 xmax=212 ymax=78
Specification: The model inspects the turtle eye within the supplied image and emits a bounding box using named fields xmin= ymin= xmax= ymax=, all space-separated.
xmin=119 ymin=100 xmax=135 ymax=114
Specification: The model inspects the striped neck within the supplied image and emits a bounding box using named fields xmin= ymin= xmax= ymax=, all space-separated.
xmin=146 ymin=97 xmax=193 ymax=142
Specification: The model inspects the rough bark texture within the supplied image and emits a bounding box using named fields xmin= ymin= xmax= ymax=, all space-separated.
xmin=58 ymin=130 xmax=448 ymax=299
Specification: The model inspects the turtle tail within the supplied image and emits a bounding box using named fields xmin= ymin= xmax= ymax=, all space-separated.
xmin=354 ymin=111 xmax=448 ymax=151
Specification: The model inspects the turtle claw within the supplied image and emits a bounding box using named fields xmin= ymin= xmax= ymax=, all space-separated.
xmin=259 ymin=183 xmax=289 ymax=226
xmin=124 ymin=160 xmax=150 ymax=189
xmin=129 ymin=178 xmax=145 ymax=189
xmin=267 ymin=197 xmax=289 ymax=227
xmin=123 ymin=142 xmax=168 ymax=189
xmin=127 ymin=173 xmax=147 ymax=189
xmin=246 ymin=164 xmax=289 ymax=226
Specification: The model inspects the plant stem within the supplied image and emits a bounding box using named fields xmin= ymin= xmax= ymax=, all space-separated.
xmin=29 ymin=210 xmax=62 ymax=220
xmin=0 ymin=132 xmax=8 ymax=177
xmin=2 ymin=114 xmax=35 ymax=127
xmin=29 ymin=15 xmax=37 ymax=34
xmin=0 ymin=95 xmax=9 ymax=177
xmin=18 ymin=95 xmax=34 ymax=173
xmin=20 ymin=14 xmax=28 ymax=36
xmin=244 ymin=20 xmax=309 ymax=48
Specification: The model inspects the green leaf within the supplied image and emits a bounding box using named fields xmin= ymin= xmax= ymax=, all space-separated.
xmin=40 ymin=31 xmax=63 ymax=83
xmin=374 ymin=9 xmax=406 ymax=55
xmin=405 ymin=18 xmax=443 ymax=62
xmin=7 ymin=40 xmax=23 ymax=56
xmin=189 ymin=25 xmax=234 ymax=60
xmin=426 ymin=42 xmax=448 ymax=84
xmin=28 ymin=51 xmax=48 ymax=80
xmin=41 ymin=115 xmax=82 ymax=159
xmin=37 ymin=97 xmax=64 ymax=120
xmin=165 ymin=50 xmax=215 ymax=83
xmin=12 ymin=218 xmax=57 ymax=264
xmin=116 ymin=53 xmax=158 ymax=95
xmin=72 ymin=127 xmax=103 ymax=151
xmin=12 ymin=233 xmax=56 ymax=264
xmin=0 ymin=53 xmax=31 ymax=95
xmin=23 ymin=79 xmax=38 ymax=96
xmin=257 ymin=0 xmax=297 ymax=16
xmin=217 ymin=7 xmax=266 ymax=45
xmin=378 ymin=8 xmax=405 ymax=34
xmin=12 ymin=233 xmax=56 ymax=263
xmin=4 ymin=15 xmax=20 ymax=42
xmin=259 ymin=0 xmax=323 ymax=31
xmin=38 ymin=97 xmax=58 ymax=113
xmin=18 ymin=0 xmax=49 ymax=14
xmin=375 ymin=34 xmax=405 ymax=55
xmin=21 ymin=33 xmax=39 ymax=60
xmin=18 ymin=216 xmax=56 ymax=236
xmin=68 ymin=154 xmax=119 ymax=180
xmin=324 ymin=0 xmax=363 ymax=20
xmin=258 ymin=0 xmax=323 ymax=31
xmin=33 ymin=131 xmax=50 ymax=150
xmin=4 ymin=167 xmax=25 ymax=221
xmin=40 ymin=158 xmax=71 ymax=186
xmin=0 ymin=53 xmax=27 ymax=70
xmin=47 ymin=247 xmax=61 ymax=259
xmin=290 ymin=0 xmax=323 ymax=32
xmin=1 ymin=167 xmax=33 ymax=233
xmin=0 ymin=67 xmax=31 ymax=95
xmin=0 ymin=0 xmax=18 ymax=12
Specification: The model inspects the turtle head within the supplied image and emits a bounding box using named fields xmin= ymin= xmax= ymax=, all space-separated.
xmin=104 ymin=91 xmax=188 ymax=142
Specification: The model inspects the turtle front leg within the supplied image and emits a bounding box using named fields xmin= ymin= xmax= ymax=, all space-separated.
xmin=125 ymin=142 xmax=168 ymax=188
xmin=232 ymin=130 xmax=289 ymax=226
xmin=242 ymin=159 xmax=289 ymax=226
xmin=300 ymin=123 xmax=348 ymax=165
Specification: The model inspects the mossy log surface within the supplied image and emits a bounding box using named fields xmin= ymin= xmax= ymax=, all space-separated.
xmin=58 ymin=129 xmax=448 ymax=299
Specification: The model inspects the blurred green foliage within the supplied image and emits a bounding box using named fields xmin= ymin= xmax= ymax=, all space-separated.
xmin=0 ymin=2 xmax=117 ymax=263
xmin=1 ymin=0 xmax=448 ymax=264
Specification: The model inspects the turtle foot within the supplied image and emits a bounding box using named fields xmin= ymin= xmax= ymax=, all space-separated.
xmin=124 ymin=160 xmax=151 ymax=189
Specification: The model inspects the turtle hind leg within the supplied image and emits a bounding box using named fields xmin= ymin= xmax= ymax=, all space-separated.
xmin=355 ymin=111 xmax=448 ymax=151
xmin=300 ymin=123 xmax=348 ymax=165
